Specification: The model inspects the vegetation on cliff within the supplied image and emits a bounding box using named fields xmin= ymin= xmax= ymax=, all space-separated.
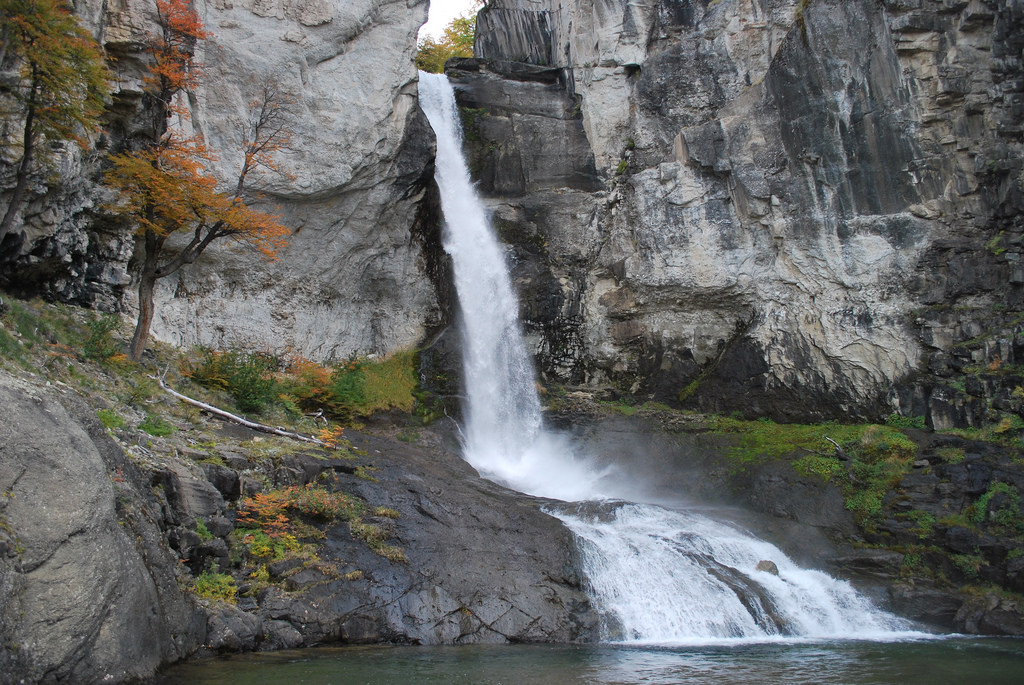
xmin=417 ymin=5 xmax=479 ymax=73
xmin=0 ymin=0 xmax=109 ymax=253
xmin=0 ymin=291 xmax=419 ymax=598
xmin=104 ymin=0 xmax=292 ymax=361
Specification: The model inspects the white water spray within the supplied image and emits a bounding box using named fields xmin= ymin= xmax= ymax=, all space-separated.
xmin=418 ymin=72 xmax=915 ymax=643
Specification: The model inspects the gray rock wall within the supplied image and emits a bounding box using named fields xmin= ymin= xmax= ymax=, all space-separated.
xmin=1 ymin=0 xmax=440 ymax=362
xmin=0 ymin=371 xmax=205 ymax=683
xmin=465 ymin=0 xmax=1024 ymax=421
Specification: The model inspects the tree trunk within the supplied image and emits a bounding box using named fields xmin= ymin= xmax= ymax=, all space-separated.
xmin=129 ymin=269 xmax=157 ymax=362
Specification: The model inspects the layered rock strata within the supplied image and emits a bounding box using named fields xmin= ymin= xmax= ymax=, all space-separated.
xmin=464 ymin=0 xmax=1024 ymax=422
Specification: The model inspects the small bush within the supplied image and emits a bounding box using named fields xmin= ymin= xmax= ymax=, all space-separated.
xmin=236 ymin=528 xmax=299 ymax=560
xmin=195 ymin=519 xmax=213 ymax=542
xmin=885 ymin=413 xmax=927 ymax=430
xmin=186 ymin=348 xmax=279 ymax=414
xmin=96 ymin=408 xmax=125 ymax=430
xmin=82 ymin=315 xmax=121 ymax=360
xmin=139 ymin=413 xmax=174 ymax=437
xmin=287 ymin=484 xmax=364 ymax=521
xmin=193 ymin=571 xmax=237 ymax=603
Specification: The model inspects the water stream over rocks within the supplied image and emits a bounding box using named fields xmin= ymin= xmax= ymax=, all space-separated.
xmin=418 ymin=71 xmax=917 ymax=643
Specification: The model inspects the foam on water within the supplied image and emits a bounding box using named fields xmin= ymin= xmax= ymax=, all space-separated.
xmin=419 ymin=71 xmax=921 ymax=643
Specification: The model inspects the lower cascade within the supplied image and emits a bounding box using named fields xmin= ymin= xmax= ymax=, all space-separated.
xmin=418 ymin=72 xmax=913 ymax=643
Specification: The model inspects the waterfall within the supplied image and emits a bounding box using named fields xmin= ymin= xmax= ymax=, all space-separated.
xmin=418 ymin=72 xmax=914 ymax=643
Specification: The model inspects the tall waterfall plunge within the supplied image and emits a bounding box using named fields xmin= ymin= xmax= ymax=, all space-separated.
xmin=418 ymin=72 xmax=914 ymax=643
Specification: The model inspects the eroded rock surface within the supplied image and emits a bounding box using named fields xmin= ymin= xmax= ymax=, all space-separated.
xmin=0 ymin=371 xmax=205 ymax=683
xmin=466 ymin=0 xmax=1024 ymax=422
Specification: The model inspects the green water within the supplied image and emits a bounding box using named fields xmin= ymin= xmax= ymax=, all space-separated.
xmin=156 ymin=638 xmax=1024 ymax=684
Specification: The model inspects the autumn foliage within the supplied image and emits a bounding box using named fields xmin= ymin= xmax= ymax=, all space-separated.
xmin=0 ymin=0 xmax=109 ymax=251
xmin=416 ymin=11 xmax=477 ymax=74
xmin=104 ymin=0 xmax=291 ymax=360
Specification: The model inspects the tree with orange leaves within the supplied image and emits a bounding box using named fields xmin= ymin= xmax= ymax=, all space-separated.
xmin=105 ymin=0 xmax=291 ymax=360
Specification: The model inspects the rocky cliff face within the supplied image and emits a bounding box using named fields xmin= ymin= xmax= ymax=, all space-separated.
xmin=1 ymin=0 xmax=441 ymax=361
xmin=464 ymin=0 xmax=1024 ymax=422
xmin=0 ymin=370 xmax=205 ymax=682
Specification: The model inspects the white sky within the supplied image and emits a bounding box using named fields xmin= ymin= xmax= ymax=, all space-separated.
xmin=419 ymin=0 xmax=481 ymax=40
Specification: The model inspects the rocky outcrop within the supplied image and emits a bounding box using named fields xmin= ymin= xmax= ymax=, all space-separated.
xmin=237 ymin=429 xmax=598 ymax=646
xmin=1 ymin=0 xmax=441 ymax=361
xmin=547 ymin=400 xmax=1024 ymax=634
xmin=0 ymin=367 xmax=596 ymax=681
xmin=464 ymin=0 xmax=1024 ymax=422
xmin=0 ymin=371 xmax=205 ymax=683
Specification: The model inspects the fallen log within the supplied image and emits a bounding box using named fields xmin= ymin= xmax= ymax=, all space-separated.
xmin=151 ymin=374 xmax=330 ymax=447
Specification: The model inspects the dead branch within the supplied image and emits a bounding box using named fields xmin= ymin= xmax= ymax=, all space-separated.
xmin=824 ymin=436 xmax=850 ymax=461
xmin=151 ymin=374 xmax=329 ymax=447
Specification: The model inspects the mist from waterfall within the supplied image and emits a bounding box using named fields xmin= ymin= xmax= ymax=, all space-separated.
xmin=418 ymin=71 xmax=918 ymax=643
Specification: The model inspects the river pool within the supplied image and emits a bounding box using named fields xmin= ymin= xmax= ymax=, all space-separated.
xmin=155 ymin=637 xmax=1024 ymax=684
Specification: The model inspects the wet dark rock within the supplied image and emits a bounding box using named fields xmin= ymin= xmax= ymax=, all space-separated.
xmin=196 ymin=538 xmax=231 ymax=574
xmin=755 ymin=560 xmax=780 ymax=576
xmin=954 ymin=593 xmax=1024 ymax=636
xmin=890 ymin=583 xmax=964 ymax=626
xmin=206 ymin=604 xmax=262 ymax=652
xmin=267 ymin=558 xmax=306 ymax=579
xmin=204 ymin=515 xmax=234 ymax=538
xmin=260 ymin=620 xmax=304 ymax=650
xmin=199 ymin=462 xmax=242 ymax=501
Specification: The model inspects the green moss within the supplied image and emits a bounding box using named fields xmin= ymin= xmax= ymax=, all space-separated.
xmin=951 ymin=552 xmax=987 ymax=580
xmin=458 ymin=107 xmax=488 ymax=141
xmin=935 ymin=446 xmax=966 ymax=464
xmin=350 ymin=520 xmax=407 ymax=563
xmin=885 ymin=413 xmax=927 ymax=430
xmin=678 ymin=380 xmax=700 ymax=403
xmin=792 ymin=454 xmax=843 ymax=482
xmin=973 ymin=482 xmax=1024 ymax=533
xmin=897 ymin=510 xmax=936 ymax=539
xmin=986 ymin=231 xmax=1007 ymax=256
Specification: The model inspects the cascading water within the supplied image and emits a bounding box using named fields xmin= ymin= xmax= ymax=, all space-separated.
xmin=418 ymin=71 xmax=915 ymax=643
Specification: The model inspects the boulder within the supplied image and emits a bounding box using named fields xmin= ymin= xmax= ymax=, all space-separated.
xmin=0 ymin=371 xmax=204 ymax=682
